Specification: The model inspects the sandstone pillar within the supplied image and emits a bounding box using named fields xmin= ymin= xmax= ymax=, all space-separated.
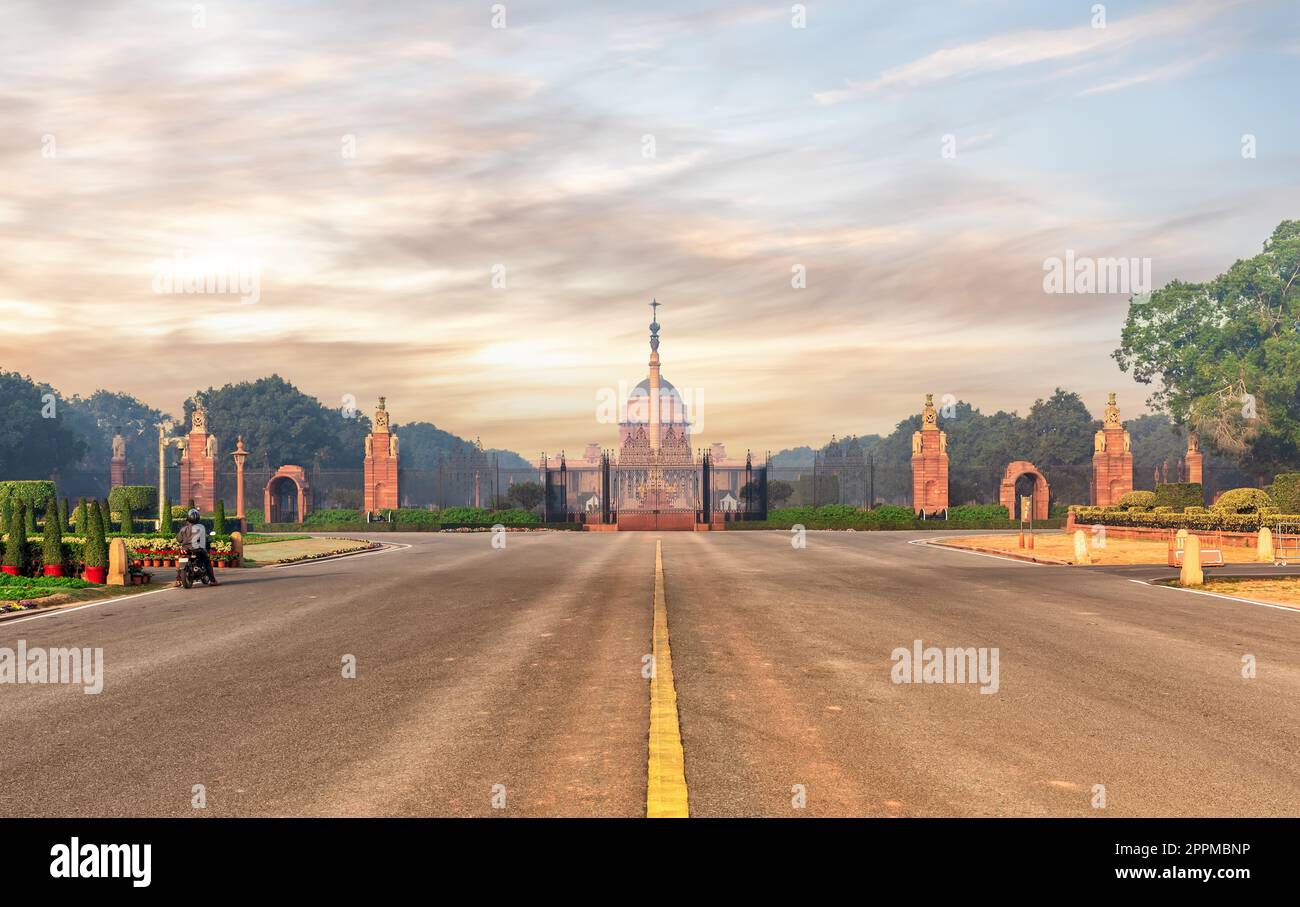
xmin=910 ymin=394 xmax=949 ymax=515
xmin=1091 ymin=393 xmax=1133 ymax=507
xmin=363 ymin=398 xmax=400 ymax=513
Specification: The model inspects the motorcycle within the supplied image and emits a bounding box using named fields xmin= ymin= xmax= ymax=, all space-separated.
xmin=175 ymin=550 xmax=212 ymax=589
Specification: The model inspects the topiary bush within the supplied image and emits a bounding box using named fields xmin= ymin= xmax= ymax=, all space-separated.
xmin=109 ymin=485 xmax=157 ymax=520
xmin=1154 ymin=483 xmax=1203 ymax=511
xmin=1117 ymin=491 xmax=1157 ymax=510
xmin=1268 ymin=473 xmax=1300 ymax=513
xmin=948 ymin=504 xmax=1011 ymax=521
xmin=42 ymin=498 xmax=63 ymax=569
xmin=84 ymin=502 xmax=108 ymax=569
xmin=1212 ymin=487 xmax=1275 ymax=514
xmin=0 ymin=480 xmax=58 ymax=512
xmin=3 ymin=502 xmax=28 ymax=571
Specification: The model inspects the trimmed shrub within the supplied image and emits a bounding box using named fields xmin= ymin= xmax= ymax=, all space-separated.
xmin=0 ymin=480 xmax=58 ymax=512
xmin=99 ymin=498 xmax=111 ymax=538
xmin=25 ymin=503 xmax=37 ymax=535
xmin=42 ymin=498 xmax=63 ymax=568
xmin=1117 ymin=490 xmax=1157 ymax=510
xmin=119 ymin=504 xmax=134 ymax=535
xmin=109 ymin=485 xmax=158 ymax=520
xmin=1154 ymin=482 xmax=1203 ymax=511
xmin=1268 ymin=473 xmax=1300 ymax=514
xmin=84 ymin=502 xmax=108 ymax=569
xmin=1212 ymin=487 xmax=1274 ymax=514
xmin=392 ymin=508 xmax=441 ymax=527
xmin=214 ymin=499 xmax=226 ymax=535
xmin=160 ymin=496 xmax=172 ymax=532
xmin=304 ymin=508 xmax=362 ymax=526
xmin=4 ymin=502 xmax=27 ymax=569
xmin=59 ymin=497 xmax=69 ymax=531
xmin=948 ymin=504 xmax=1010 ymax=521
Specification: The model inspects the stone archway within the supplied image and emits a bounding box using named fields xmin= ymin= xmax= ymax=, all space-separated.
xmin=263 ymin=465 xmax=313 ymax=524
xmin=999 ymin=460 xmax=1049 ymax=521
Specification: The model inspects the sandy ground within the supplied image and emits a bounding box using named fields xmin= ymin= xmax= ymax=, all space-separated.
xmin=1193 ymin=576 xmax=1300 ymax=606
xmin=937 ymin=532 xmax=1262 ymax=566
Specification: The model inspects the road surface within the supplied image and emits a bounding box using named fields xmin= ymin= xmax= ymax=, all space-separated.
xmin=1 ymin=531 xmax=1297 ymax=817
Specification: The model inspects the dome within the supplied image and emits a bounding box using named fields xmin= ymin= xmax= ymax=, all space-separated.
xmin=624 ymin=376 xmax=689 ymax=424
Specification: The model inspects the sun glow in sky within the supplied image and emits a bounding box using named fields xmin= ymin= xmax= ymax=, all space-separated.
xmin=1 ymin=0 xmax=1298 ymax=454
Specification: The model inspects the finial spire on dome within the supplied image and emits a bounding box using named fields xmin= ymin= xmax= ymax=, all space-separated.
xmin=649 ymin=299 xmax=661 ymax=352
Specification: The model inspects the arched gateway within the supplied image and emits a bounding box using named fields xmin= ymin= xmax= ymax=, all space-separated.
xmin=999 ymin=460 xmax=1049 ymax=521
xmin=264 ymin=465 xmax=313 ymax=524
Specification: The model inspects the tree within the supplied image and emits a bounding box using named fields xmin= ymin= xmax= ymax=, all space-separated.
xmin=505 ymin=481 xmax=544 ymax=511
xmin=0 ymin=370 xmax=87 ymax=478
xmin=160 ymin=495 xmax=172 ymax=533
xmin=184 ymin=375 xmax=370 ymax=469
xmin=59 ymin=497 xmax=70 ymax=531
xmin=768 ymin=480 xmax=794 ymax=507
xmin=63 ymin=389 xmax=171 ymax=478
xmin=1115 ymin=220 xmax=1300 ymax=474
xmin=214 ymin=499 xmax=226 ymax=535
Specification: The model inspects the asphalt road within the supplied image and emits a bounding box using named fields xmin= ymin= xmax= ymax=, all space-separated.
xmin=1 ymin=530 xmax=1297 ymax=817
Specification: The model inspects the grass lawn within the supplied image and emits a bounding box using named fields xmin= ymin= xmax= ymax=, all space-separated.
xmin=937 ymin=532 xmax=1262 ymax=566
xmin=1 ymin=582 xmax=157 ymax=614
xmin=242 ymin=533 xmax=311 ymax=545
xmin=241 ymin=537 xmax=374 ymax=565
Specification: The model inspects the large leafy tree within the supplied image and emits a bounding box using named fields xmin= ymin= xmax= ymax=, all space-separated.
xmin=184 ymin=375 xmax=370 ymax=468
xmin=1114 ymin=220 xmax=1300 ymax=474
xmin=63 ymin=389 xmax=171 ymax=477
xmin=394 ymin=421 xmax=530 ymax=470
xmin=0 ymin=369 xmax=87 ymax=478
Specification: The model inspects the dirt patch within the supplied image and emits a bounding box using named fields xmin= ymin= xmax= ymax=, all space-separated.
xmin=937 ymin=533 xmax=1261 ymax=566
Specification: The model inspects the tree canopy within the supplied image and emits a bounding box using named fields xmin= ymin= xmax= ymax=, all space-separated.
xmin=0 ymin=369 xmax=87 ymax=478
xmin=1115 ymin=220 xmax=1300 ymax=474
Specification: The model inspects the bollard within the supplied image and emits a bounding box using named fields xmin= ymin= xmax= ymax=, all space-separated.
xmin=230 ymin=530 xmax=244 ymax=568
xmin=1257 ymin=526 xmax=1274 ymax=563
xmin=1073 ymin=529 xmax=1091 ymax=565
xmin=1179 ymin=534 xmax=1204 ymax=587
xmin=107 ymin=538 xmax=128 ymax=586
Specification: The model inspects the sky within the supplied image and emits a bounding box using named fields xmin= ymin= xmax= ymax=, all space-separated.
xmin=1 ymin=0 xmax=1298 ymax=457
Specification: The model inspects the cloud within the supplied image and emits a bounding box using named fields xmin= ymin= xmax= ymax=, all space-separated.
xmin=814 ymin=0 xmax=1243 ymax=104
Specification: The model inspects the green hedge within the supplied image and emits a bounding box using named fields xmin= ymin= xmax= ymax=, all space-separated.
xmin=1117 ymin=490 xmax=1156 ymax=510
xmin=109 ymin=485 xmax=157 ymax=518
xmin=947 ymin=504 xmax=1010 ymax=521
xmin=1212 ymin=487 xmax=1275 ymax=514
xmin=1269 ymin=473 xmax=1300 ymax=513
xmin=1070 ymin=506 xmax=1299 ymax=533
xmin=1154 ymin=482 xmax=1203 ymax=511
xmin=0 ymin=481 xmax=57 ymax=511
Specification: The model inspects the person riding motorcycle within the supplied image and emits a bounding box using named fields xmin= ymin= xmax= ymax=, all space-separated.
xmin=175 ymin=508 xmax=219 ymax=587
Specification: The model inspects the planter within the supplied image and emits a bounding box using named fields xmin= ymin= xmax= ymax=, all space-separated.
xmin=84 ymin=566 xmax=107 ymax=584
xmin=43 ymin=564 xmax=65 ymax=577
xmin=2 ymin=565 xmax=20 ymax=576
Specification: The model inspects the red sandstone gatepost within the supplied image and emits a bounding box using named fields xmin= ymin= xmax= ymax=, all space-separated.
xmin=178 ymin=402 xmax=218 ymax=511
xmin=1091 ymin=393 xmax=1133 ymax=507
xmin=911 ymin=394 xmax=949 ymax=515
xmin=364 ymin=397 xmax=400 ymax=513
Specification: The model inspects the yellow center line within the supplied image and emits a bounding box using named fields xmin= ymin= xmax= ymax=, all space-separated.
xmin=647 ymin=539 xmax=689 ymax=818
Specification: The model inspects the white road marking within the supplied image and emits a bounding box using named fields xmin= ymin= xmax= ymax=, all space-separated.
xmin=270 ymin=541 xmax=412 ymax=569
xmin=1 ymin=585 xmax=178 ymax=626
xmin=906 ymin=537 xmax=1050 ymax=566
xmin=1127 ymin=578 xmax=1300 ymax=614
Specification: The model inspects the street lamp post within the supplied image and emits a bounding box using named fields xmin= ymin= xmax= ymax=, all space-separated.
xmin=156 ymin=422 xmax=186 ymax=531
xmin=231 ymin=436 xmax=249 ymax=531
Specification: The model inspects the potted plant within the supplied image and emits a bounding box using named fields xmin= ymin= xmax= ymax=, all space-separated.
xmin=3 ymin=502 xmax=27 ymax=576
xmin=83 ymin=501 xmax=108 ymax=584
xmin=42 ymin=498 xmax=64 ymax=577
